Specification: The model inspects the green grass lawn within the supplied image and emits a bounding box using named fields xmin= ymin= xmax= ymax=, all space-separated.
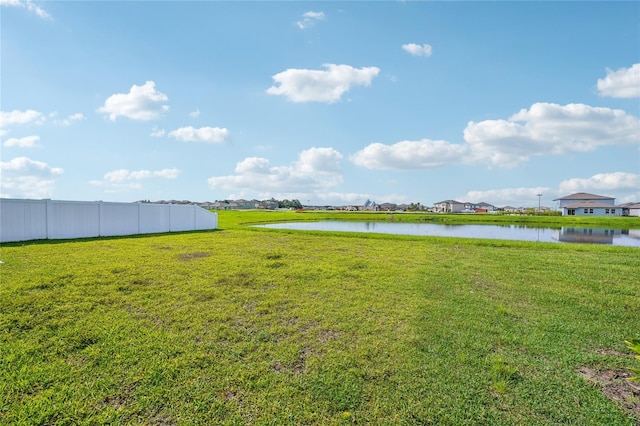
xmin=1 ymin=210 xmax=639 ymax=425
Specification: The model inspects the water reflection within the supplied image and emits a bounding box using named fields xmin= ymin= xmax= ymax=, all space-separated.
xmin=553 ymin=227 xmax=622 ymax=244
xmin=254 ymin=221 xmax=640 ymax=247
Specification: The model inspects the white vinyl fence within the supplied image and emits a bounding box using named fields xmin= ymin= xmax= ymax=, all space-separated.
xmin=0 ymin=199 xmax=218 ymax=243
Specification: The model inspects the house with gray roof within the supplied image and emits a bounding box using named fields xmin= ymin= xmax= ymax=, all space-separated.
xmin=469 ymin=201 xmax=496 ymax=212
xmin=434 ymin=200 xmax=496 ymax=213
xmin=433 ymin=200 xmax=466 ymax=213
xmin=553 ymin=193 xmax=620 ymax=216
xmin=619 ymin=202 xmax=640 ymax=217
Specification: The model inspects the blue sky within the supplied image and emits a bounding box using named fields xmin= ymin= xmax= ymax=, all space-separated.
xmin=1 ymin=1 xmax=639 ymax=208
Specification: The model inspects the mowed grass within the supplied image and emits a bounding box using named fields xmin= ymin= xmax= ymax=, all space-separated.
xmin=1 ymin=211 xmax=639 ymax=425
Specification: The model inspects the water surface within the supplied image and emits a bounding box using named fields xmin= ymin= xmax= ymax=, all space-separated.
xmin=254 ymin=221 xmax=640 ymax=247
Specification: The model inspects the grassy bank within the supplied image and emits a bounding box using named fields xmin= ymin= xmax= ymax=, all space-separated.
xmin=1 ymin=211 xmax=639 ymax=424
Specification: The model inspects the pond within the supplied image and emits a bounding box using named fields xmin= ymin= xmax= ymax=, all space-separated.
xmin=254 ymin=221 xmax=640 ymax=247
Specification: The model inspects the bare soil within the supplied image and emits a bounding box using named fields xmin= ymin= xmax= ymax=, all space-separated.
xmin=577 ymin=366 xmax=640 ymax=422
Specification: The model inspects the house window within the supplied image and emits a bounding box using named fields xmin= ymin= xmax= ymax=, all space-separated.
xmin=612 ymin=209 xmax=615 ymax=214
xmin=568 ymin=209 xmax=575 ymax=215
xmin=584 ymin=209 xmax=588 ymax=214
xmin=605 ymin=209 xmax=610 ymax=214
xmin=589 ymin=209 xmax=594 ymax=214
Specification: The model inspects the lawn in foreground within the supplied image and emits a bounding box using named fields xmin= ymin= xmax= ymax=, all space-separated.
xmin=1 ymin=211 xmax=639 ymax=424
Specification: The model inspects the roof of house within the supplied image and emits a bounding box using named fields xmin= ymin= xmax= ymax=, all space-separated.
xmin=434 ymin=200 xmax=464 ymax=204
xmin=562 ymin=201 xmax=619 ymax=209
xmin=553 ymin=192 xmax=614 ymax=201
xmin=619 ymin=202 xmax=640 ymax=208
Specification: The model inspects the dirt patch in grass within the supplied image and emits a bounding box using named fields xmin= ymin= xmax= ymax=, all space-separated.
xmin=577 ymin=366 xmax=640 ymax=419
xmin=319 ymin=329 xmax=341 ymax=343
xmin=147 ymin=413 xmax=176 ymax=426
xmin=100 ymin=383 xmax=138 ymax=410
xmin=177 ymin=252 xmax=210 ymax=260
xmin=272 ymin=346 xmax=314 ymax=374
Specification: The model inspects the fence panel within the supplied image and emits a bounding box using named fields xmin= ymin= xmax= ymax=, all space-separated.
xmin=100 ymin=202 xmax=139 ymax=236
xmin=170 ymin=204 xmax=194 ymax=232
xmin=139 ymin=203 xmax=171 ymax=234
xmin=0 ymin=199 xmax=48 ymax=242
xmin=47 ymin=200 xmax=100 ymax=240
xmin=0 ymin=199 xmax=217 ymax=243
xmin=195 ymin=205 xmax=218 ymax=229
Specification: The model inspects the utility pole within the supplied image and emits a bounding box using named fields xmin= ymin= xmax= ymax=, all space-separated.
xmin=537 ymin=194 xmax=542 ymax=214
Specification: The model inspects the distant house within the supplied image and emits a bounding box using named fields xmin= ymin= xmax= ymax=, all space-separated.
xmin=378 ymin=202 xmax=398 ymax=211
xmin=257 ymin=199 xmax=279 ymax=209
xmin=619 ymin=202 xmax=640 ymax=217
xmin=463 ymin=202 xmax=479 ymax=212
xmin=233 ymin=199 xmax=258 ymax=209
xmin=553 ymin=193 xmax=620 ymax=216
xmin=208 ymin=201 xmax=237 ymax=210
xmin=434 ymin=200 xmax=495 ymax=213
xmin=468 ymin=201 xmax=496 ymax=212
xmin=362 ymin=199 xmax=378 ymax=211
xmin=433 ymin=200 xmax=465 ymax=213
xmin=501 ymin=206 xmax=522 ymax=213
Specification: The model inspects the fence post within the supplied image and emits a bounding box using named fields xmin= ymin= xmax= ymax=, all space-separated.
xmin=46 ymin=199 xmax=53 ymax=240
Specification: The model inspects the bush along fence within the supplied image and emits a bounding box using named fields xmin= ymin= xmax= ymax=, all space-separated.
xmin=0 ymin=199 xmax=218 ymax=243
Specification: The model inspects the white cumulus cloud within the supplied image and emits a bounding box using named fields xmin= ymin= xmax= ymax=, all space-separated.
xmin=189 ymin=108 xmax=200 ymax=118
xmin=402 ymin=43 xmax=432 ymax=57
xmin=102 ymin=168 xmax=181 ymax=183
xmin=150 ymin=127 xmax=166 ymax=138
xmin=351 ymin=139 xmax=468 ymax=170
xmin=464 ymin=102 xmax=640 ymax=167
xmin=297 ymin=147 xmax=343 ymax=173
xmin=0 ymin=156 xmax=63 ymax=198
xmin=89 ymin=167 xmax=180 ymax=192
xmin=208 ymin=147 xmax=343 ymax=195
xmin=597 ymin=63 xmax=640 ymax=98
xmin=266 ymin=64 xmax=380 ymax=103
xmin=167 ymin=126 xmax=230 ymax=144
xmin=297 ymin=11 xmax=325 ymax=29
xmin=235 ymin=157 xmax=272 ymax=174
xmin=558 ymin=172 xmax=640 ymax=193
xmin=1 ymin=156 xmax=63 ymax=175
xmin=0 ymin=109 xmax=44 ymax=128
xmin=0 ymin=0 xmax=51 ymax=19
xmin=98 ymin=81 xmax=169 ymax=121
xmin=3 ymin=135 xmax=40 ymax=148
xmin=55 ymin=112 xmax=85 ymax=126
xmin=351 ymin=102 xmax=639 ymax=171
